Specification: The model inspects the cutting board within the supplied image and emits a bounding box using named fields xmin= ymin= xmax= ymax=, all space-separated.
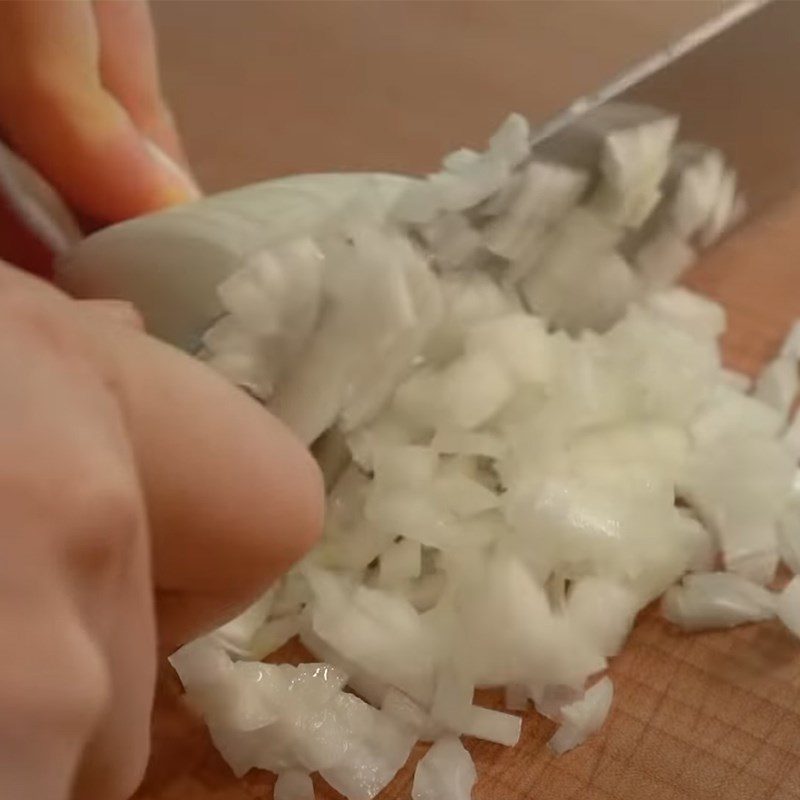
xmin=135 ymin=196 xmax=800 ymax=800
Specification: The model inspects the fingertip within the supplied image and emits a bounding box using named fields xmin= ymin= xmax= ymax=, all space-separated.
xmin=142 ymin=138 xmax=202 ymax=206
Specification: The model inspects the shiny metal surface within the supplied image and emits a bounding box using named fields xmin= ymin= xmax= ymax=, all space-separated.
xmin=533 ymin=0 xmax=800 ymax=218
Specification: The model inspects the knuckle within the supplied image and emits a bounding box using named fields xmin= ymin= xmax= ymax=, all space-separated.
xmin=61 ymin=471 xmax=144 ymax=569
xmin=0 ymin=283 xmax=80 ymax=353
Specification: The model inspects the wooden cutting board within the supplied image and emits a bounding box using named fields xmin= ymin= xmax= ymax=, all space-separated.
xmin=135 ymin=194 xmax=800 ymax=800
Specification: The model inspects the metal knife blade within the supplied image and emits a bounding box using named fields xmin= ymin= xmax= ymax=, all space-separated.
xmin=532 ymin=0 xmax=800 ymax=222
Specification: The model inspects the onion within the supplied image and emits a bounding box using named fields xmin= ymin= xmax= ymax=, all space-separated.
xmin=274 ymin=771 xmax=314 ymax=800
xmin=753 ymin=357 xmax=799 ymax=417
xmin=172 ymin=110 xmax=800 ymax=798
xmin=412 ymin=736 xmax=477 ymax=800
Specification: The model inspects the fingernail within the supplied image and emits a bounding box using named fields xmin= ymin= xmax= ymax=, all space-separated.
xmin=143 ymin=139 xmax=202 ymax=203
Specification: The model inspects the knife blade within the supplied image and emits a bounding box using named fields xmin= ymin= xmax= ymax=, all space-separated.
xmin=533 ymin=0 xmax=800 ymax=221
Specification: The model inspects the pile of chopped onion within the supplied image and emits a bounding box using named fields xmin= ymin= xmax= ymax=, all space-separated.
xmin=172 ymin=107 xmax=800 ymax=799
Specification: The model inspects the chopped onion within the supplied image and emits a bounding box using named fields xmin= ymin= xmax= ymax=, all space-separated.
xmin=176 ymin=109 xmax=799 ymax=799
xmin=549 ymin=677 xmax=614 ymax=755
xmin=662 ymin=572 xmax=775 ymax=631
xmin=566 ymin=577 xmax=639 ymax=656
xmin=412 ymin=737 xmax=477 ymax=800
xmin=776 ymin=576 xmax=800 ymax=638
xmin=275 ymin=771 xmax=314 ymax=800
xmin=753 ymin=356 xmax=799 ymax=418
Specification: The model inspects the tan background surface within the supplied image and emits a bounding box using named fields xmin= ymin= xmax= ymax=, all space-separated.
xmin=138 ymin=3 xmax=800 ymax=799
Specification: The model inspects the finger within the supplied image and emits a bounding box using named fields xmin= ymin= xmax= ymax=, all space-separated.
xmin=79 ymin=298 xmax=144 ymax=330
xmin=0 ymin=1 xmax=199 ymax=223
xmin=84 ymin=318 xmax=324 ymax=648
xmin=91 ymin=0 xmax=189 ymax=167
xmin=0 ymin=262 xmax=154 ymax=800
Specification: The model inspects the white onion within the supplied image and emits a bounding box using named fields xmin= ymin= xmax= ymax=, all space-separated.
xmin=681 ymin=437 xmax=794 ymax=583
xmin=776 ymin=576 xmax=800 ymax=638
xmin=174 ymin=110 xmax=800 ymax=799
xmin=566 ymin=577 xmax=639 ymax=656
xmin=381 ymin=687 xmax=443 ymax=742
xmin=753 ymin=357 xmax=799 ymax=418
xmin=642 ymin=287 xmax=725 ymax=340
xmin=662 ymin=572 xmax=775 ymax=631
xmin=461 ymin=705 xmax=522 ymax=747
xmin=275 ymin=771 xmax=314 ymax=800
xmin=778 ymin=474 xmax=800 ymax=573
xmin=549 ymin=677 xmax=614 ymax=755
xmin=412 ymin=736 xmax=477 ymax=800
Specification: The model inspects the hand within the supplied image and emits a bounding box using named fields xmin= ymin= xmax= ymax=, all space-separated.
xmin=0 ymin=264 xmax=323 ymax=800
xmin=0 ymin=0 xmax=199 ymax=226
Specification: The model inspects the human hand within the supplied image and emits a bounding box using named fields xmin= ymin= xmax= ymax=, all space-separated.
xmin=0 ymin=0 xmax=199 ymax=269
xmin=0 ymin=263 xmax=323 ymax=800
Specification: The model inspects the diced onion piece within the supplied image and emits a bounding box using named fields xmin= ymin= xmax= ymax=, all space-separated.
xmin=382 ymin=688 xmax=443 ymax=742
xmin=176 ymin=108 xmax=792 ymax=796
xmin=778 ymin=479 xmax=800 ymax=573
xmin=699 ymin=167 xmax=738 ymax=246
xmin=431 ymin=428 xmax=506 ymax=459
xmin=249 ymin=616 xmax=302 ymax=661
xmin=440 ymin=352 xmax=514 ymax=429
xmin=464 ymin=313 xmax=554 ymax=385
xmin=681 ymin=437 xmax=794 ymax=583
xmin=318 ymin=694 xmax=417 ymax=800
xmin=488 ymin=113 xmax=531 ymax=168
xmin=483 ymin=161 xmax=587 ymax=262
xmin=412 ymin=736 xmax=477 ymax=800
xmin=378 ymin=539 xmax=423 ymax=587
xmin=520 ymin=209 xmax=636 ymax=333
xmin=776 ymin=576 xmax=800 ymax=639
xmin=434 ymin=473 xmax=500 ymax=517
xmin=642 ymin=287 xmax=724 ymax=340
xmin=662 ymin=572 xmax=775 ymax=631
xmin=443 ymin=148 xmax=480 ymax=173
xmin=593 ymin=116 xmax=678 ymax=227
xmin=275 ymin=771 xmax=315 ymax=800
xmin=419 ymin=213 xmax=482 ymax=271
xmin=373 ymin=445 xmax=438 ymax=488
xmin=430 ymin=663 xmax=475 ymax=732
xmin=753 ymin=357 xmax=798 ymax=418
xmin=566 ymin=578 xmax=640 ymax=656
xmin=212 ymin=588 xmax=275 ymax=656
xmin=169 ymin=637 xmax=232 ymax=689
xmin=504 ymin=684 xmax=529 ymax=711
xmin=785 ymin=409 xmax=800 ymax=459
xmin=461 ymin=706 xmax=522 ymax=747
xmin=634 ymin=229 xmax=696 ymax=291
xmin=669 ymin=147 xmax=725 ymax=237
xmin=549 ymin=677 xmax=614 ymax=755
xmin=721 ymin=369 xmax=752 ymax=393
